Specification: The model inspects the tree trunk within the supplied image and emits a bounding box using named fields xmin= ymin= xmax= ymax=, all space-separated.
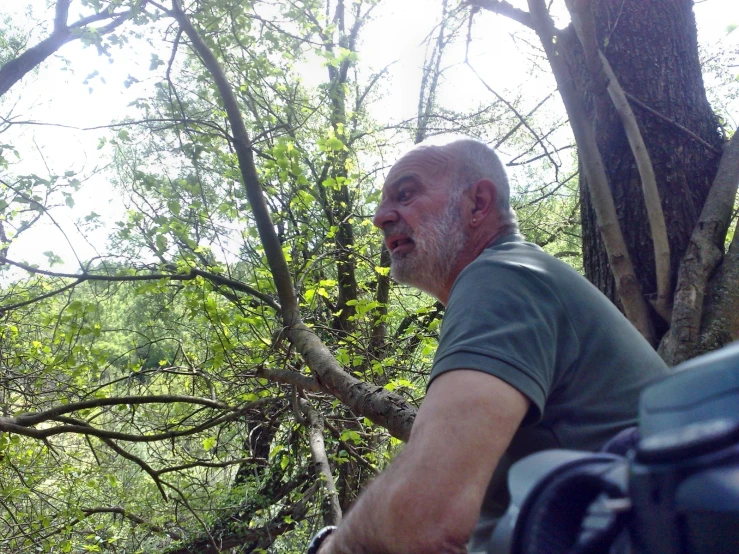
xmin=567 ymin=0 xmax=724 ymax=340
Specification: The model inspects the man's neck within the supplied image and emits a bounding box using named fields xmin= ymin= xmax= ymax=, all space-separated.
xmin=436 ymin=226 xmax=521 ymax=305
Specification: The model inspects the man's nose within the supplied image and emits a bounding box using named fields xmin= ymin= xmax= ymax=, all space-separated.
xmin=373 ymin=201 xmax=398 ymax=229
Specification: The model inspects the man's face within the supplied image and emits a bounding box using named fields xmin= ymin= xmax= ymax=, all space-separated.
xmin=373 ymin=148 xmax=467 ymax=295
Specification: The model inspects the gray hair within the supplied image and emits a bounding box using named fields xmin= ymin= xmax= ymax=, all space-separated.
xmin=419 ymin=136 xmax=518 ymax=232
xmin=445 ymin=138 xmax=518 ymax=232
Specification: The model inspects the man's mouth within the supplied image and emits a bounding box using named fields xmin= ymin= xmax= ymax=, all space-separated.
xmin=386 ymin=235 xmax=414 ymax=254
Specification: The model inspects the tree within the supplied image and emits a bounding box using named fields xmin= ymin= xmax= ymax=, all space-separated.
xmin=0 ymin=0 xmax=737 ymax=552
xmin=469 ymin=0 xmax=739 ymax=362
xmin=1 ymin=0 xmax=424 ymax=550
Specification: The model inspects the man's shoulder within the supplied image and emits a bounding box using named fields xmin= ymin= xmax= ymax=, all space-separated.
xmin=454 ymin=236 xmax=575 ymax=293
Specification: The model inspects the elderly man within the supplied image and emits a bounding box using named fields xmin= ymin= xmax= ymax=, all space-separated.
xmin=312 ymin=137 xmax=669 ymax=553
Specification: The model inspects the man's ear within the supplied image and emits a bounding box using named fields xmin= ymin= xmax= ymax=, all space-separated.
xmin=468 ymin=179 xmax=498 ymax=227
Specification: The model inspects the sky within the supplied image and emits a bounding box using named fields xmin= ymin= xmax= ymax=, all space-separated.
xmin=1 ymin=0 xmax=738 ymax=274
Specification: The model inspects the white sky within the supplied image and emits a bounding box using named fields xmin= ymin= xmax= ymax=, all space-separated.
xmin=1 ymin=0 xmax=737 ymax=273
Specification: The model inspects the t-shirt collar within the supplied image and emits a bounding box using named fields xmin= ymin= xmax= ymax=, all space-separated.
xmin=489 ymin=233 xmax=525 ymax=249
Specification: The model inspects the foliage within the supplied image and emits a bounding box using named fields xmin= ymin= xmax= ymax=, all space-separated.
xmin=0 ymin=0 xmax=736 ymax=552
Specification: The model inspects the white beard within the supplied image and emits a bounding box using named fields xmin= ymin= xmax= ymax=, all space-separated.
xmin=388 ymin=198 xmax=466 ymax=296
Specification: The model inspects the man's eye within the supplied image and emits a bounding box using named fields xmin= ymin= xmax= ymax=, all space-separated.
xmin=398 ymin=189 xmax=413 ymax=202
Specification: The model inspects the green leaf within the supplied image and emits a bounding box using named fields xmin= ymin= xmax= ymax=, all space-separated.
xmin=155 ymin=234 xmax=167 ymax=252
xmin=326 ymin=137 xmax=345 ymax=151
xmin=43 ymin=251 xmax=64 ymax=266
xmin=167 ymin=200 xmax=181 ymax=215
xmin=202 ymin=437 xmax=217 ymax=451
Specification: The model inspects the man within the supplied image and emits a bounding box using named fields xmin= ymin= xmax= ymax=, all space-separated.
xmin=313 ymin=137 xmax=669 ymax=553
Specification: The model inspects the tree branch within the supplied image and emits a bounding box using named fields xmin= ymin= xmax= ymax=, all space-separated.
xmin=169 ymin=0 xmax=417 ymax=441
xmin=0 ymin=3 xmax=136 ymax=98
xmin=0 ymin=258 xmax=280 ymax=312
xmin=256 ymin=366 xmax=323 ymax=392
xmin=660 ymin=130 xmax=739 ymax=364
xmin=41 ymin=506 xmax=181 ymax=542
xmin=527 ymin=0 xmax=655 ymax=344
xmin=298 ymin=398 xmax=342 ymax=526
xmin=565 ymin=0 xmax=671 ymax=321
xmin=81 ymin=507 xmax=182 ymax=540
xmin=466 ymin=0 xmax=534 ymax=29
xmin=15 ymin=395 xmax=230 ymax=427
xmin=1 ymin=398 xmax=274 ymax=442
xmin=156 ymin=456 xmax=265 ymax=476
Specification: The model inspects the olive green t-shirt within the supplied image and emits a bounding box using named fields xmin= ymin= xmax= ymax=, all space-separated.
xmin=429 ymin=235 xmax=669 ymax=551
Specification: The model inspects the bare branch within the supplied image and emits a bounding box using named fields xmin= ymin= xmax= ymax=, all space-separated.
xmin=257 ymin=367 xmax=322 ymax=392
xmin=299 ymin=397 xmax=342 ymax=526
xmin=0 ymin=258 xmax=280 ymax=312
xmin=156 ymin=457 xmax=266 ymax=476
xmin=15 ymin=395 xmax=231 ymax=427
xmin=89 ymin=427 xmax=169 ymax=500
xmin=81 ymin=507 xmax=182 ymax=540
xmin=0 ymin=398 xmax=275 ymax=442
xmin=41 ymin=506 xmax=181 ymax=542
xmin=466 ymin=0 xmax=534 ymax=29
xmin=0 ymin=3 xmax=137 ymax=98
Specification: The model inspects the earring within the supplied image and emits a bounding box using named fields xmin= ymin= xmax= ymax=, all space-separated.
xmin=472 ymin=218 xmax=477 ymax=224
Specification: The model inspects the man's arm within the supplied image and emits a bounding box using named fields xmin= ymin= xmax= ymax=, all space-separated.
xmin=319 ymin=369 xmax=530 ymax=554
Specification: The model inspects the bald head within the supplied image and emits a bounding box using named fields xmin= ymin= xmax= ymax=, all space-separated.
xmin=392 ymin=137 xmax=518 ymax=231
xmin=373 ymin=136 xmax=519 ymax=302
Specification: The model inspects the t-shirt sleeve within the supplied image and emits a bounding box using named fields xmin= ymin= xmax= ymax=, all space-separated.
xmin=430 ymin=259 xmax=577 ymax=425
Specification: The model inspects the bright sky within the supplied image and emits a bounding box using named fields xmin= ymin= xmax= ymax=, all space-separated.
xmin=1 ymin=0 xmax=737 ymax=274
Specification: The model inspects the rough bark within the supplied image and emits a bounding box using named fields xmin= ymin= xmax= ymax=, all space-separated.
xmin=660 ymin=131 xmax=739 ymax=364
xmin=528 ymin=0 xmax=655 ymax=344
xmin=569 ymin=0 xmax=724 ymax=339
xmin=698 ymin=219 xmax=739 ymax=355
xmin=566 ymin=0 xmax=672 ymax=321
xmin=473 ymin=0 xmax=735 ymax=356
